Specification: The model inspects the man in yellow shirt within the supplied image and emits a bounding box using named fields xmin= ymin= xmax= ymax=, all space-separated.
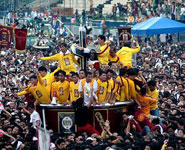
xmin=17 ymin=74 xmax=51 ymax=105
xmin=69 ymin=72 xmax=80 ymax=103
xmin=116 ymin=68 xmax=129 ymax=101
xmin=97 ymin=71 xmax=111 ymax=104
xmin=126 ymin=68 xmax=137 ymax=100
xmin=51 ymin=70 xmax=69 ymax=104
xmin=137 ymin=87 xmax=157 ymax=118
xmin=147 ymin=80 xmax=159 ymax=117
xmin=108 ymin=45 xmax=120 ymax=66
xmin=96 ymin=35 xmax=110 ymax=66
xmin=107 ymin=70 xmax=119 ymax=104
xmin=40 ymin=43 xmax=80 ymax=75
xmin=38 ymin=66 xmax=60 ymax=94
xmin=116 ymin=39 xmax=140 ymax=68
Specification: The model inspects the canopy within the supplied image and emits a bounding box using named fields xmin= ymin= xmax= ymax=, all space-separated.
xmin=131 ymin=17 xmax=185 ymax=36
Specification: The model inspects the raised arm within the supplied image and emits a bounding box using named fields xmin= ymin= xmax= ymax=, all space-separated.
xmin=41 ymin=54 xmax=60 ymax=61
xmin=17 ymin=84 xmax=31 ymax=96
xmin=87 ymin=87 xmax=94 ymax=108
xmin=131 ymin=39 xmax=140 ymax=54
xmin=37 ymin=73 xmax=44 ymax=85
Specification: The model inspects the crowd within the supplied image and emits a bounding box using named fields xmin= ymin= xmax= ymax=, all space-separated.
xmin=109 ymin=0 xmax=185 ymax=23
xmin=0 ymin=2 xmax=185 ymax=150
xmin=0 ymin=29 xmax=185 ymax=149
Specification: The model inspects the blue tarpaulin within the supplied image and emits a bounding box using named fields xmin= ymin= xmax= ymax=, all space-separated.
xmin=131 ymin=17 xmax=185 ymax=36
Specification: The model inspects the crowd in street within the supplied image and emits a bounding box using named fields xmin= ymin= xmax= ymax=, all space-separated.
xmin=0 ymin=32 xmax=185 ymax=149
xmin=0 ymin=1 xmax=185 ymax=150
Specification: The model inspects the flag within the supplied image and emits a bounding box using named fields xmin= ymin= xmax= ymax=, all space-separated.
xmin=38 ymin=127 xmax=50 ymax=150
xmin=0 ymin=24 xmax=13 ymax=50
xmin=15 ymin=29 xmax=27 ymax=52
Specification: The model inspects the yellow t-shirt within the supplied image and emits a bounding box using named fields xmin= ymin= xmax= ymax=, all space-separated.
xmin=116 ymin=76 xmax=129 ymax=101
xmin=136 ymin=93 xmax=157 ymax=117
xmin=147 ymin=88 xmax=159 ymax=110
xmin=116 ymin=46 xmax=140 ymax=67
xmin=41 ymin=52 xmax=80 ymax=75
xmin=69 ymin=81 xmax=80 ymax=102
xmin=17 ymin=74 xmax=51 ymax=104
xmin=97 ymin=79 xmax=111 ymax=103
xmin=108 ymin=78 xmax=120 ymax=101
xmin=126 ymin=78 xmax=136 ymax=100
xmin=108 ymin=54 xmax=120 ymax=65
xmin=42 ymin=67 xmax=60 ymax=94
xmin=51 ymin=80 xmax=69 ymax=103
xmin=97 ymin=44 xmax=110 ymax=65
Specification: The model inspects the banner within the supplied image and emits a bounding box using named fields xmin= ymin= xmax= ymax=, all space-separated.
xmin=0 ymin=25 xmax=13 ymax=50
xmin=58 ymin=112 xmax=75 ymax=134
xmin=15 ymin=29 xmax=27 ymax=52
xmin=38 ymin=127 xmax=50 ymax=150
xmin=118 ymin=27 xmax=132 ymax=48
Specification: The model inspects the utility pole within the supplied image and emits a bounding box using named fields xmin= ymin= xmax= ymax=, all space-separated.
xmin=84 ymin=0 xmax=86 ymax=11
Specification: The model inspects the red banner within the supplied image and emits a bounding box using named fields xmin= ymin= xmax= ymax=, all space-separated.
xmin=15 ymin=29 xmax=27 ymax=52
xmin=0 ymin=25 xmax=13 ymax=50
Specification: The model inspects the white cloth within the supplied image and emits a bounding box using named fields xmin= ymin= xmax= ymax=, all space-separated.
xmin=0 ymin=102 xmax=4 ymax=114
xmin=30 ymin=110 xmax=41 ymax=129
xmin=160 ymin=34 xmax=166 ymax=43
xmin=180 ymin=7 xmax=185 ymax=15
xmin=78 ymin=80 xmax=98 ymax=105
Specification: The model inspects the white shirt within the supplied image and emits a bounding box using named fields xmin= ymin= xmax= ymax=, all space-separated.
xmin=78 ymin=79 xmax=98 ymax=105
xmin=30 ymin=110 xmax=41 ymax=129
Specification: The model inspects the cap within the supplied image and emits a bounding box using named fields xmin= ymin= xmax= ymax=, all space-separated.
xmin=7 ymin=102 xmax=14 ymax=105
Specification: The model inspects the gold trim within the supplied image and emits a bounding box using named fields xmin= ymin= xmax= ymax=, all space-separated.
xmin=15 ymin=49 xmax=26 ymax=53
xmin=58 ymin=112 xmax=75 ymax=133
xmin=46 ymin=109 xmax=74 ymax=112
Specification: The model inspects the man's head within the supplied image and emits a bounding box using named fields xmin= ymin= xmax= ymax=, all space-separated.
xmin=38 ymin=66 xmax=47 ymax=77
xmin=147 ymin=80 xmax=156 ymax=91
xmin=101 ymin=64 xmax=107 ymax=72
xmin=140 ymin=87 xmax=147 ymax=96
xmin=106 ymin=69 xmax=114 ymax=80
xmin=99 ymin=71 xmax=107 ymax=82
xmin=56 ymin=139 xmax=66 ymax=149
xmin=86 ymin=71 xmax=93 ymax=83
xmin=72 ymin=72 xmax=79 ymax=84
xmin=127 ymin=68 xmax=137 ymax=80
xmin=12 ymin=126 xmax=20 ymax=135
xmin=108 ymin=62 xmax=117 ymax=73
xmin=177 ymin=84 xmax=184 ymax=93
xmin=72 ymin=97 xmax=84 ymax=108
xmin=27 ymin=103 xmax=35 ymax=114
xmin=79 ymin=69 xmax=86 ymax=79
xmin=30 ymin=75 xmax=38 ymax=85
xmin=54 ymin=71 xmax=59 ymax=82
xmin=69 ymin=71 xmax=75 ymax=82
xmin=122 ymin=112 xmax=129 ymax=121
xmin=98 ymin=35 xmax=106 ymax=45
xmin=119 ymin=68 xmax=127 ymax=77
xmin=58 ymin=70 xmax=66 ymax=82
xmin=59 ymin=42 xmax=68 ymax=54
xmin=109 ymin=42 xmax=117 ymax=57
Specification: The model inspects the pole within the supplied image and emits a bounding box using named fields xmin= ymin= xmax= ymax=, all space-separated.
xmin=84 ymin=0 xmax=86 ymax=11
xmin=42 ymin=108 xmax=46 ymax=130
